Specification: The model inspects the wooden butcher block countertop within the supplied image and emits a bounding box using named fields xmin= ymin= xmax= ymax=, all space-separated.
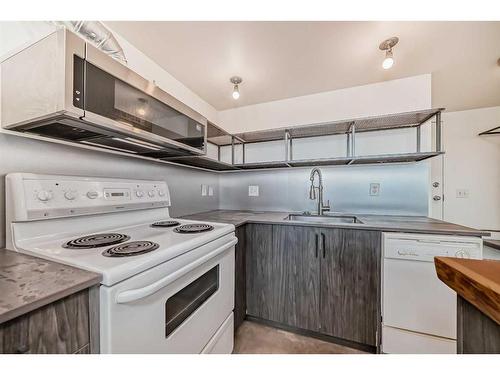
xmin=435 ymin=256 xmax=500 ymax=325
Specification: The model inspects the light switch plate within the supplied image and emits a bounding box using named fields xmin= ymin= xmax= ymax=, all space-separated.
xmin=248 ymin=185 xmax=259 ymax=197
xmin=201 ymin=184 xmax=208 ymax=196
xmin=456 ymin=189 xmax=469 ymax=198
xmin=369 ymin=183 xmax=380 ymax=196
xmin=208 ymin=186 xmax=214 ymax=196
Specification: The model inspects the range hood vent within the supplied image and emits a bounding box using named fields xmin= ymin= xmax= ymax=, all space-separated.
xmin=52 ymin=21 xmax=127 ymax=64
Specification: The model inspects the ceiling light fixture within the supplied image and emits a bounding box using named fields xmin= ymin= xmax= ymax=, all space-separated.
xmin=230 ymin=76 xmax=242 ymax=100
xmin=379 ymin=37 xmax=399 ymax=70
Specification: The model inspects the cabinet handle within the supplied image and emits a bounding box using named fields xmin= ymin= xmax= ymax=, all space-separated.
xmin=321 ymin=233 xmax=326 ymax=258
xmin=315 ymin=234 xmax=319 ymax=258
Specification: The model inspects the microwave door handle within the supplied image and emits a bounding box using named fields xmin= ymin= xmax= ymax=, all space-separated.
xmin=115 ymin=238 xmax=237 ymax=304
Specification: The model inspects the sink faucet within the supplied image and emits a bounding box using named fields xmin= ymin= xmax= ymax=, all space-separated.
xmin=309 ymin=167 xmax=331 ymax=216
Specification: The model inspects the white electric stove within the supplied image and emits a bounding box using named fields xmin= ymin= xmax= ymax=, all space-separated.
xmin=5 ymin=173 xmax=237 ymax=354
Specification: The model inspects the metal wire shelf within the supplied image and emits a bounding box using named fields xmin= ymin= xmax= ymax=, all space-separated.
xmin=167 ymin=109 xmax=445 ymax=172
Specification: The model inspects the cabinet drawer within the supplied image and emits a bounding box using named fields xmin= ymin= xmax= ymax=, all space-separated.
xmin=0 ymin=289 xmax=90 ymax=354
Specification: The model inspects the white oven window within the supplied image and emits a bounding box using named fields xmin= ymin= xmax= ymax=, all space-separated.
xmin=165 ymin=265 xmax=220 ymax=337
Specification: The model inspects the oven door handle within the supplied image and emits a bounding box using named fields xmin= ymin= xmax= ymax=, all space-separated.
xmin=115 ymin=238 xmax=237 ymax=304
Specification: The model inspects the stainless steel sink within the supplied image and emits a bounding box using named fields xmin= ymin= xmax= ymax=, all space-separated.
xmin=284 ymin=213 xmax=363 ymax=224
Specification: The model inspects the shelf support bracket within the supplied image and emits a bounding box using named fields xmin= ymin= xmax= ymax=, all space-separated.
xmin=231 ymin=136 xmax=235 ymax=165
xmin=350 ymin=122 xmax=356 ymax=157
xmin=416 ymin=125 xmax=421 ymax=152
xmin=346 ymin=132 xmax=350 ymax=157
xmin=435 ymin=112 xmax=442 ymax=152
xmin=478 ymin=125 xmax=500 ymax=136
xmin=284 ymin=130 xmax=291 ymax=161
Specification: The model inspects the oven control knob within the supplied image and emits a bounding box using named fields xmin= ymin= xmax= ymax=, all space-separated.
xmin=148 ymin=190 xmax=155 ymax=198
xmin=158 ymin=189 xmax=165 ymax=197
xmin=86 ymin=190 xmax=99 ymax=199
xmin=135 ymin=190 xmax=144 ymax=198
xmin=64 ymin=190 xmax=77 ymax=200
xmin=37 ymin=190 xmax=52 ymax=202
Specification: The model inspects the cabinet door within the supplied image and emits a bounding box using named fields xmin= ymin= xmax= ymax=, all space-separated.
xmin=246 ymin=224 xmax=320 ymax=331
xmin=234 ymin=225 xmax=247 ymax=331
xmin=246 ymin=224 xmax=275 ymax=320
xmin=0 ymin=289 xmax=90 ymax=354
xmin=272 ymin=225 xmax=320 ymax=331
xmin=320 ymin=229 xmax=381 ymax=346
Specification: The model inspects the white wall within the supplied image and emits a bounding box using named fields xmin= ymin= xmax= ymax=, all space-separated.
xmin=217 ymin=74 xmax=432 ymax=133
xmin=442 ymin=106 xmax=500 ymax=231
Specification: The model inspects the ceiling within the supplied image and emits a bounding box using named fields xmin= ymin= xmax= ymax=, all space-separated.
xmin=105 ymin=21 xmax=500 ymax=112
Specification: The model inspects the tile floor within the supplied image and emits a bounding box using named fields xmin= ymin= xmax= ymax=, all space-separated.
xmin=233 ymin=321 xmax=368 ymax=354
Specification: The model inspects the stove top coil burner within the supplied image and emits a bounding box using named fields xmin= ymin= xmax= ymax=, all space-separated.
xmin=151 ymin=220 xmax=181 ymax=228
xmin=63 ymin=233 xmax=130 ymax=249
xmin=174 ymin=223 xmax=214 ymax=234
xmin=102 ymin=241 xmax=160 ymax=257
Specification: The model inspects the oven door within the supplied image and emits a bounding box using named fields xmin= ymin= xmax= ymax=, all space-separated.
xmin=80 ymin=43 xmax=207 ymax=156
xmin=100 ymin=235 xmax=236 ymax=354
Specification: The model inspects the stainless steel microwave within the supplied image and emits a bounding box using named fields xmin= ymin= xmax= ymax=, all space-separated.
xmin=0 ymin=29 xmax=207 ymax=158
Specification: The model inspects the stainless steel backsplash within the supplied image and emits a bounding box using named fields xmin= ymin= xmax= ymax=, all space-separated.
xmin=219 ymin=163 xmax=429 ymax=216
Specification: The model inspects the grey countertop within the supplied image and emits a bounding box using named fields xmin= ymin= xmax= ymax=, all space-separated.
xmin=0 ymin=249 xmax=101 ymax=324
xmin=180 ymin=210 xmax=489 ymax=237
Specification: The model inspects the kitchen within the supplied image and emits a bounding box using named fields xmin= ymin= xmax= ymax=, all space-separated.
xmin=1 ymin=2 xmax=500 ymax=373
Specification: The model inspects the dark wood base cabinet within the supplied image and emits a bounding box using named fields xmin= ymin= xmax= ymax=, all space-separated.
xmin=0 ymin=287 xmax=99 ymax=354
xmin=245 ymin=224 xmax=381 ymax=351
xmin=457 ymin=296 xmax=500 ymax=354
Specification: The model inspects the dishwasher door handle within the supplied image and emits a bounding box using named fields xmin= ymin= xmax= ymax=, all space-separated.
xmin=115 ymin=238 xmax=237 ymax=304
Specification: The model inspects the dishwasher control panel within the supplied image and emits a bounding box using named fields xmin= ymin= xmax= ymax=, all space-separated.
xmin=383 ymin=232 xmax=483 ymax=262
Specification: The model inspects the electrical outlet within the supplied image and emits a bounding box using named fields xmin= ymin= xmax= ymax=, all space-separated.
xmin=369 ymin=183 xmax=380 ymax=196
xmin=208 ymin=186 xmax=214 ymax=196
xmin=201 ymin=184 xmax=208 ymax=196
xmin=456 ymin=189 xmax=469 ymax=198
xmin=248 ymin=185 xmax=259 ymax=197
